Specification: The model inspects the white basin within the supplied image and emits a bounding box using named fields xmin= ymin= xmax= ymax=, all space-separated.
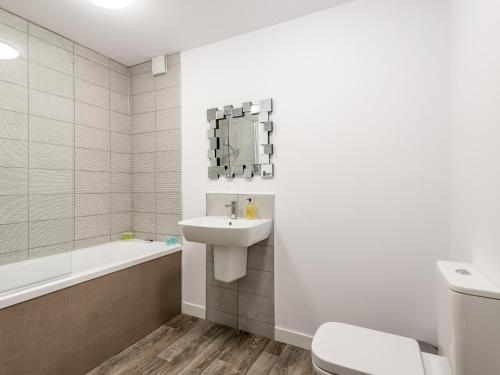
xmin=178 ymin=216 xmax=272 ymax=282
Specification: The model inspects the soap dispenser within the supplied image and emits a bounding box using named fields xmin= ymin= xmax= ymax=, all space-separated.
xmin=245 ymin=198 xmax=255 ymax=220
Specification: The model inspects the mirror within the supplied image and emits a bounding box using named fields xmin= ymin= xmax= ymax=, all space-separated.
xmin=207 ymin=99 xmax=274 ymax=179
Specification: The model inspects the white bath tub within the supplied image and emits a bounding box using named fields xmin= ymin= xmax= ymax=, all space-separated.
xmin=0 ymin=240 xmax=181 ymax=310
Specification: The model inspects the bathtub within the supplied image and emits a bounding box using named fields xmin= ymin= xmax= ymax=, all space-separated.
xmin=0 ymin=239 xmax=181 ymax=309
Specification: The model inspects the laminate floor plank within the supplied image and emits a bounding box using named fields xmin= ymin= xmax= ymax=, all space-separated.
xmin=87 ymin=314 xmax=313 ymax=375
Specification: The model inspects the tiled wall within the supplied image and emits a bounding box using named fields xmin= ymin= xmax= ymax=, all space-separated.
xmin=130 ymin=57 xmax=182 ymax=241
xmin=0 ymin=8 xmax=132 ymax=265
xmin=206 ymin=193 xmax=275 ymax=338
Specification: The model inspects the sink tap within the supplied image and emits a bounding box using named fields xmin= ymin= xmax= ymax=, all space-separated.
xmin=225 ymin=200 xmax=237 ymax=219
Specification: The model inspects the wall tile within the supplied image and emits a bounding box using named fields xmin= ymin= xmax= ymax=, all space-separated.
xmin=0 ymin=22 xmax=27 ymax=58
xmin=156 ymin=151 xmax=181 ymax=172
xmin=156 ymin=213 xmax=181 ymax=235
xmin=132 ymin=92 xmax=154 ymax=114
xmin=132 ymin=132 xmax=155 ymax=153
xmin=29 ymin=242 xmax=74 ymax=259
xmin=0 ymin=81 xmax=28 ymax=113
xmin=29 ymin=218 xmax=73 ymax=248
xmin=131 ymin=61 xmax=151 ymax=76
xmin=0 ymin=8 xmax=28 ymax=32
xmin=111 ymin=152 xmax=131 ymax=173
xmin=133 ymin=231 xmax=156 ymax=241
xmin=156 ymin=107 xmax=180 ymax=131
xmin=0 ymin=139 xmax=27 ymax=168
xmin=132 ymin=172 xmax=155 ymax=193
xmin=75 ymin=171 xmax=110 ymax=194
xmin=111 ymin=212 xmax=130 ymax=234
xmin=155 ymin=63 xmax=180 ymax=90
xmin=29 ymin=143 xmax=73 ymax=170
xmin=75 ymin=193 xmax=110 ymax=217
xmin=29 ymin=116 xmax=73 ymax=146
xmin=111 ymin=172 xmax=131 ymax=193
xmin=110 ymin=91 xmax=129 ymax=115
xmin=29 ymin=89 xmax=73 ymax=123
xmin=132 ymin=72 xmax=154 ymax=95
xmin=156 ymin=171 xmax=180 ymax=192
xmin=132 ymin=212 xmax=155 ymax=233
xmin=29 ymin=194 xmax=73 ymax=221
xmin=28 ymin=23 xmax=73 ymax=51
xmin=248 ymin=245 xmax=274 ymax=272
xmin=206 ymin=193 xmax=237 ymax=216
xmin=238 ymin=293 xmax=274 ymax=325
xmin=206 ymin=285 xmax=237 ymax=315
xmin=167 ymin=53 xmax=181 ymax=66
xmin=75 ymin=125 xmax=110 ymax=150
xmin=110 ymin=70 xmax=129 ymax=95
xmin=132 ymin=193 xmax=155 ymax=213
xmin=74 ymin=44 xmax=109 ymax=67
xmin=0 ymin=57 xmax=28 ymax=86
xmin=110 ymin=60 xmax=129 ymax=77
xmin=75 ymin=235 xmax=109 ymax=250
xmin=29 ymin=36 xmax=72 ymax=75
xmin=111 ymin=132 xmax=131 ymax=153
xmin=238 ymin=269 xmax=274 ymax=298
xmin=0 ymin=109 xmax=28 ymax=140
xmin=206 ymin=309 xmax=237 ymax=329
xmin=0 ymin=167 xmax=28 ymax=195
xmin=29 ymin=63 xmax=74 ymax=99
xmin=110 ymin=111 xmax=130 ymax=134
xmin=0 ymin=195 xmax=28 ymax=224
xmin=74 ymin=55 xmax=109 ymax=88
xmin=237 ymin=318 xmax=274 ymax=339
xmin=132 ymin=112 xmax=155 ymax=134
xmin=0 ymin=222 xmax=28 ymax=253
xmin=156 ymin=129 xmax=181 ymax=151
xmin=156 ymin=192 xmax=181 ymax=214
xmin=75 ymin=148 xmax=110 ymax=171
xmin=111 ymin=193 xmax=130 ymax=213
xmin=0 ymin=250 xmax=29 ymax=265
xmin=155 ymin=86 xmax=180 ymax=110
xmin=29 ymin=169 xmax=73 ymax=195
xmin=75 ymin=214 xmax=110 ymax=240
xmin=133 ymin=152 xmax=155 ymax=173
xmin=75 ymin=102 xmax=110 ymax=130
xmin=75 ymin=79 xmax=109 ymax=109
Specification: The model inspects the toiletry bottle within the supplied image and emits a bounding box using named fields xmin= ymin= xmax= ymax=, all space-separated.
xmin=246 ymin=198 xmax=255 ymax=220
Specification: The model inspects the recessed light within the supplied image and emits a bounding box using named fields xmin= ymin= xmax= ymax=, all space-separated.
xmin=0 ymin=41 xmax=19 ymax=60
xmin=90 ymin=0 xmax=134 ymax=9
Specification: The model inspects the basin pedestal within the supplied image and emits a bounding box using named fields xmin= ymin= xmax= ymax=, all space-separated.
xmin=213 ymin=245 xmax=248 ymax=283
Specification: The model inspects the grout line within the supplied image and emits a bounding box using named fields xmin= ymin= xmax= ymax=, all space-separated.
xmin=27 ymin=29 xmax=30 ymax=257
xmin=72 ymin=42 xmax=76 ymax=252
xmin=109 ymin=59 xmax=112 ymax=242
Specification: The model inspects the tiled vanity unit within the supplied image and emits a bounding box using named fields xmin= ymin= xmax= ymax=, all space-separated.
xmin=205 ymin=193 xmax=275 ymax=338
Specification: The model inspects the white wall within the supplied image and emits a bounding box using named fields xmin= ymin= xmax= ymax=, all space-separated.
xmin=181 ymin=0 xmax=449 ymax=344
xmin=450 ymin=0 xmax=500 ymax=286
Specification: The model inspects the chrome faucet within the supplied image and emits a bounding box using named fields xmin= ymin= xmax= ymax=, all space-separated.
xmin=225 ymin=200 xmax=237 ymax=219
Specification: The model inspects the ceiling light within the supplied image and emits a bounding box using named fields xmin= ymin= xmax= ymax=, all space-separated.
xmin=0 ymin=41 xmax=18 ymax=60
xmin=90 ymin=0 xmax=134 ymax=9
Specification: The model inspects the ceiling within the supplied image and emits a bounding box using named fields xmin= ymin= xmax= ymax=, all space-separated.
xmin=0 ymin=0 xmax=352 ymax=66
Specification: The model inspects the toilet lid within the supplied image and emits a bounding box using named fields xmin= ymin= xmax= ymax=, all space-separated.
xmin=311 ymin=322 xmax=425 ymax=375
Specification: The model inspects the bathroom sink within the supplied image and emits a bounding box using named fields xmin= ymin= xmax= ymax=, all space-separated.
xmin=178 ymin=216 xmax=272 ymax=282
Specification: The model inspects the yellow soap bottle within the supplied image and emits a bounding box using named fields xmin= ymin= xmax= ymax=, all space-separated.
xmin=245 ymin=198 xmax=255 ymax=220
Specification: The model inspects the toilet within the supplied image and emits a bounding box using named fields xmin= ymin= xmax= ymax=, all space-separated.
xmin=311 ymin=261 xmax=500 ymax=375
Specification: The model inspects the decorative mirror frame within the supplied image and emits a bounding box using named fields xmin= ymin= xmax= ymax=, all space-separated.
xmin=207 ymin=98 xmax=274 ymax=180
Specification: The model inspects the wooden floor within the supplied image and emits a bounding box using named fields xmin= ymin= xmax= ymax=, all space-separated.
xmin=87 ymin=314 xmax=314 ymax=375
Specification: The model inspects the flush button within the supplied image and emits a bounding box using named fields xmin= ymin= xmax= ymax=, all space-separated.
xmin=455 ymin=269 xmax=471 ymax=275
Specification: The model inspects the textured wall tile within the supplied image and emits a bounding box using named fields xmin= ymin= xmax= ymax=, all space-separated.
xmin=132 ymin=132 xmax=155 ymax=153
xmin=237 ymin=318 xmax=274 ymax=339
xmin=248 ymin=245 xmax=274 ymax=272
xmin=75 ymin=235 xmax=109 ymax=249
xmin=132 ymin=193 xmax=155 ymax=213
xmin=156 ymin=129 xmax=181 ymax=151
xmin=154 ymin=63 xmax=180 ymax=90
xmin=0 ymin=8 xmax=28 ymax=32
xmin=156 ymin=192 xmax=181 ymax=214
xmin=206 ymin=193 xmax=237 ymax=216
xmin=75 ymin=125 xmax=110 ymax=150
xmin=29 ymin=218 xmax=74 ymax=248
xmin=110 ymin=70 xmax=129 ymax=95
xmin=206 ymin=309 xmax=237 ymax=329
xmin=75 ymin=193 xmax=110 ymax=217
xmin=0 ymin=58 xmax=28 ymax=86
xmin=110 ymin=60 xmax=129 ymax=76
xmin=110 ymin=111 xmax=130 ymax=134
xmin=75 ymin=214 xmax=110 ymax=240
xmin=132 ymin=72 xmax=154 ymax=95
xmin=156 ymin=171 xmax=181 ymax=192
xmin=207 ymin=285 xmax=237 ymax=315
xmin=29 ymin=143 xmax=73 ymax=170
xmin=0 ymin=167 xmax=27 ymax=195
xmin=110 ymin=91 xmax=129 ymax=115
xmin=0 ymin=195 xmax=28 ymax=224
xmin=133 ymin=231 xmax=156 ymax=241
xmin=29 ymin=36 xmax=72 ymax=75
xmin=75 ymin=148 xmax=110 ymax=171
xmin=29 ymin=242 xmax=74 ymax=259
xmin=0 ymin=139 xmax=27 ymax=168
xmin=132 ymin=112 xmax=155 ymax=134
xmin=111 ymin=212 xmax=130 ymax=234
xmin=0 ymin=109 xmax=28 ymax=140
xmin=156 ymin=151 xmax=181 ymax=172
xmin=74 ymin=55 xmax=109 ymax=88
xmin=75 ymin=102 xmax=110 ymax=130
xmin=132 ymin=91 xmax=154 ymax=114
xmin=156 ymin=107 xmax=180 ymax=131
xmin=29 ymin=89 xmax=73 ymax=123
xmin=111 ymin=172 xmax=131 ymax=193
xmin=133 ymin=152 xmax=155 ymax=173
xmin=132 ymin=212 xmax=155 ymax=233
xmin=131 ymin=61 xmax=151 ymax=76
xmin=0 ymin=22 xmax=27 ymax=58
xmin=238 ymin=269 xmax=274 ymax=298
xmin=111 ymin=193 xmax=131 ymax=213
xmin=29 ymin=116 xmax=73 ymax=146
xmin=155 ymin=86 xmax=180 ymax=110
xmin=29 ymin=63 xmax=74 ymax=99
xmin=75 ymin=171 xmax=110 ymax=194
xmin=29 ymin=194 xmax=73 ymax=221
xmin=167 ymin=53 xmax=181 ymax=66
xmin=29 ymin=169 xmax=73 ymax=195
xmin=0 ymin=222 xmax=28 ymax=253
xmin=238 ymin=293 xmax=274 ymax=324
xmin=156 ymin=213 xmax=181 ymax=235
xmin=132 ymin=172 xmax=155 ymax=193
xmin=28 ymin=23 xmax=73 ymax=51
xmin=111 ymin=132 xmax=131 ymax=153
xmin=75 ymin=79 xmax=109 ymax=109
xmin=0 ymin=250 xmax=29 ymax=265
xmin=74 ymin=44 xmax=109 ymax=67
xmin=111 ymin=152 xmax=131 ymax=173
xmin=0 ymin=81 xmax=28 ymax=113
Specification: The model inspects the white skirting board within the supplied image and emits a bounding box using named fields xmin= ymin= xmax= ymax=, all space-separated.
xmin=182 ymin=301 xmax=206 ymax=319
xmin=275 ymin=326 xmax=313 ymax=350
